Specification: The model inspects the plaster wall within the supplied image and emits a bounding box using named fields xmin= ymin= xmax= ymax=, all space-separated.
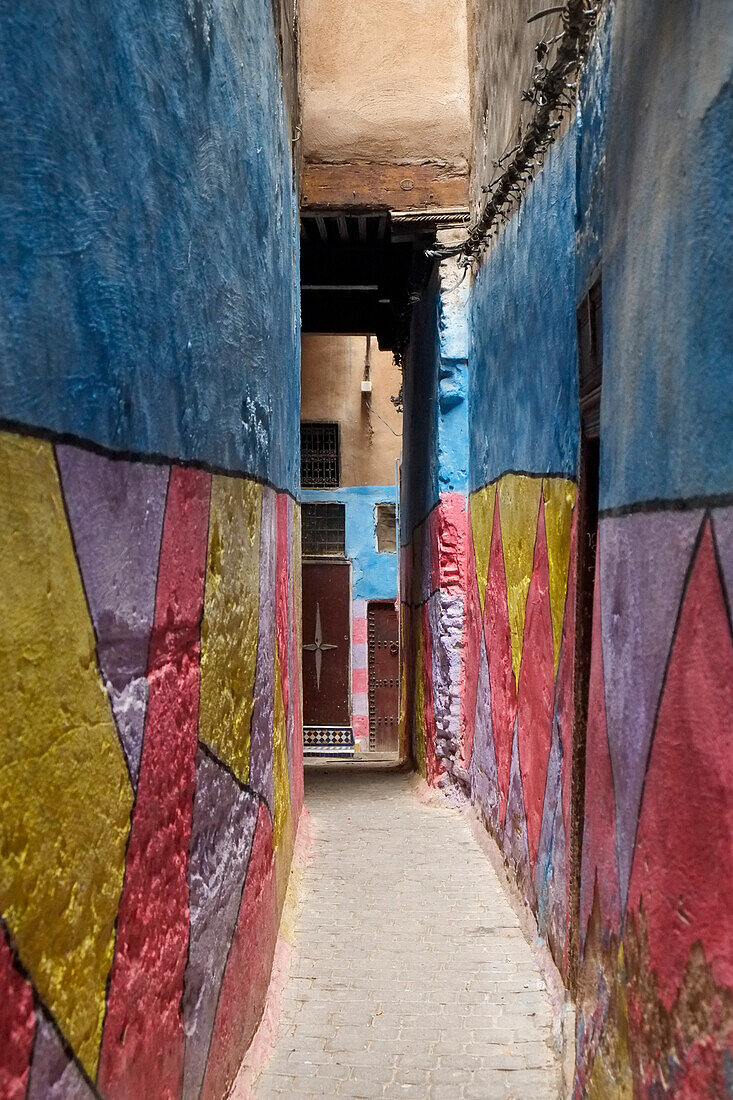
xmin=402 ymin=3 xmax=733 ymax=1095
xmin=400 ymin=255 xmax=469 ymax=784
xmin=301 ymin=334 xmax=402 ymax=488
xmin=573 ymin=3 xmax=733 ymax=1095
xmin=299 ymin=0 xmax=471 ymax=170
xmin=466 ymin=0 xmax=565 ymax=218
xmin=0 ymin=1 xmax=303 ymax=1097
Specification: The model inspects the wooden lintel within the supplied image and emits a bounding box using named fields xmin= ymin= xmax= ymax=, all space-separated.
xmin=302 ymin=161 xmax=469 ymax=212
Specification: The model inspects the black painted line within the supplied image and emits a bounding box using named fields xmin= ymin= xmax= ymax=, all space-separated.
xmin=599 ymin=491 xmax=733 ymax=519
xmin=0 ymin=416 xmax=298 ymax=503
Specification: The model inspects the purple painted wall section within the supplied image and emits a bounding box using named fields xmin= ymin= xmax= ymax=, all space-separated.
xmin=56 ymin=446 xmax=169 ymax=784
xmin=183 ymin=750 xmax=260 ymax=1100
xmin=26 ymin=1013 xmax=96 ymax=1100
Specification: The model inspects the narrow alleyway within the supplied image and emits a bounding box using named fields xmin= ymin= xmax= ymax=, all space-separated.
xmin=254 ymin=769 xmax=563 ymax=1099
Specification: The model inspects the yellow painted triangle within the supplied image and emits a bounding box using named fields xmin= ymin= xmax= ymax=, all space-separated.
xmin=543 ymin=478 xmax=578 ymax=677
xmin=497 ymin=474 xmax=543 ymax=687
xmin=470 ymin=483 xmax=497 ymax=615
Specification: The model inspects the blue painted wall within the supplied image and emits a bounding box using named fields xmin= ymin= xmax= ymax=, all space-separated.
xmin=401 ymin=260 xmax=469 ymax=544
xmin=469 ymin=129 xmax=580 ymax=493
xmin=401 ymin=269 xmax=440 ymax=543
xmin=0 ymin=0 xmax=300 ymax=493
xmin=599 ymin=0 xmax=733 ymax=511
xmin=468 ymin=0 xmax=733 ymax=509
xmin=301 ymin=486 xmax=398 ymax=601
xmin=437 ymin=260 xmax=469 ymax=500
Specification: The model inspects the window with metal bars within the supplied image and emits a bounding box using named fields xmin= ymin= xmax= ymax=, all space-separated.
xmin=301 ymin=503 xmax=346 ymax=557
xmin=301 ymin=422 xmax=340 ymax=487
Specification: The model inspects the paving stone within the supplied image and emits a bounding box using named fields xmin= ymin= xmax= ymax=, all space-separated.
xmin=253 ymin=769 xmax=562 ymax=1099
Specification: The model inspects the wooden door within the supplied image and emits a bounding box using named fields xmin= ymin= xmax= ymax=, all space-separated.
xmin=368 ymin=602 xmax=400 ymax=752
xmin=302 ymin=560 xmax=351 ymax=726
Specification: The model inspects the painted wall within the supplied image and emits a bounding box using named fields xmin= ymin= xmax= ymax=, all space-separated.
xmin=0 ymin=1 xmax=303 ymax=1097
xmin=0 ymin=0 xmax=300 ymax=494
xmin=400 ymin=250 xmax=470 ymax=782
xmin=402 ymin=2 xmax=733 ymax=1095
xmin=460 ymin=132 xmax=580 ymax=979
xmin=574 ymin=2 xmax=733 ymax=1095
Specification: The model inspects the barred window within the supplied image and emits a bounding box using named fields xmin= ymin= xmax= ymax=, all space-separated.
xmin=301 ymin=422 xmax=340 ymax=488
xmin=302 ymin=503 xmax=346 ymax=556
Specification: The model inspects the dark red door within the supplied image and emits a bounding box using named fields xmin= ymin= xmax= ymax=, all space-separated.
xmin=368 ymin=602 xmax=400 ymax=751
xmin=302 ymin=560 xmax=351 ymax=725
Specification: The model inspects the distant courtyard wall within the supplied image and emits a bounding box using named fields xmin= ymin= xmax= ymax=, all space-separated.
xmin=0 ymin=2 xmax=303 ymax=1098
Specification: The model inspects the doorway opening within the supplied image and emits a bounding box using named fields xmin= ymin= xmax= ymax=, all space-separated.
xmin=299 ymin=332 xmax=403 ymax=760
xmin=298 ymin=209 xmax=439 ymax=763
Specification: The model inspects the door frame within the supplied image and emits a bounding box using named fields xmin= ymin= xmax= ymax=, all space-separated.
xmin=366 ymin=598 xmax=400 ymax=753
xmin=302 ymin=555 xmax=353 ymax=725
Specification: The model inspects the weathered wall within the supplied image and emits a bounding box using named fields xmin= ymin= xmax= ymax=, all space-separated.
xmin=300 ymin=335 xmax=401 ymax=752
xmin=402 ymin=0 xmax=733 ymax=1094
xmin=299 ymin=0 xmax=471 ymax=208
xmin=466 ymin=0 xmax=565 ymax=218
xmin=464 ymin=130 xmax=579 ymax=976
xmin=574 ymin=2 xmax=733 ymax=1095
xmin=301 ymin=334 xmax=402 ymax=487
xmin=300 ymin=0 xmax=471 ymax=169
xmin=0 ymin=1 xmax=303 ymax=1097
xmin=400 ymin=256 xmax=470 ymax=782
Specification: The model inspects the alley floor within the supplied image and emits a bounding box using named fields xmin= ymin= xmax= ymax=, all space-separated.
xmin=253 ymin=767 xmax=564 ymax=1100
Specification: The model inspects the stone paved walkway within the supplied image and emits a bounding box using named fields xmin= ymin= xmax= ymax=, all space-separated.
xmin=254 ymin=767 xmax=563 ymax=1099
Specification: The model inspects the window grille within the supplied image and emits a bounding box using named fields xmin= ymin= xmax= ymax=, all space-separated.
xmin=301 ymin=503 xmax=346 ymax=557
xmin=301 ymin=422 xmax=340 ymax=488
xmin=375 ymin=503 xmax=397 ymax=553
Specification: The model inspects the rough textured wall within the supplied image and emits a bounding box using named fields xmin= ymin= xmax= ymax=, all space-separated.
xmin=464 ymin=471 xmax=578 ymax=971
xmin=400 ymin=257 xmax=470 ymax=782
xmin=469 ymin=129 xmax=580 ymax=489
xmin=464 ymin=131 xmax=579 ymax=978
xmin=0 ymin=1 xmax=303 ymax=1097
xmin=300 ymin=0 xmax=471 ymax=169
xmin=467 ymin=0 xmax=565 ymax=218
xmin=461 ymin=0 xmax=733 ymax=1094
xmin=0 ymin=0 xmax=300 ymax=494
xmin=574 ymin=2 xmax=733 ymax=1095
